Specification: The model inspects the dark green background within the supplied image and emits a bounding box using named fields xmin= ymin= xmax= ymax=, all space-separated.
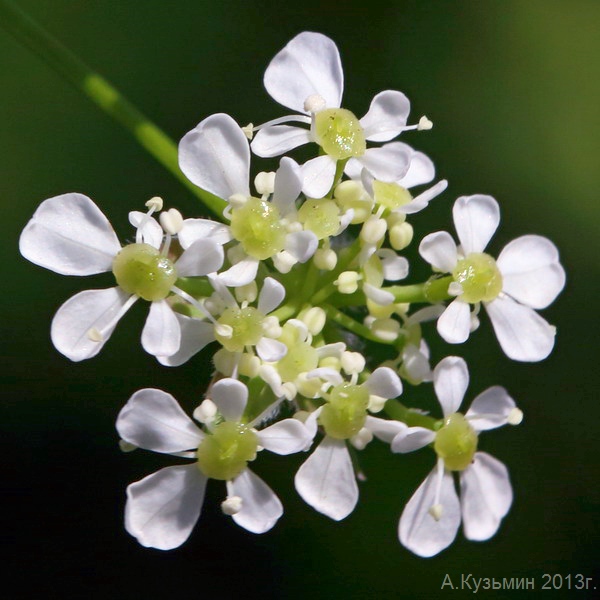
xmin=1 ymin=1 xmax=598 ymax=598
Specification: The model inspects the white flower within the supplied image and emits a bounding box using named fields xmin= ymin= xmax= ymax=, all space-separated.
xmin=419 ymin=194 xmax=566 ymax=361
xmin=250 ymin=32 xmax=422 ymax=198
xmin=19 ymin=193 xmax=223 ymax=361
xmin=294 ymin=367 xmax=404 ymax=520
xmin=179 ymin=113 xmax=318 ymax=284
xmin=392 ymin=356 xmax=521 ymax=557
xmin=117 ymin=379 xmax=312 ymax=549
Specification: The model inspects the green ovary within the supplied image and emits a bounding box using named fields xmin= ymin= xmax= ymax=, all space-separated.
xmin=452 ymin=253 xmax=503 ymax=303
xmin=277 ymin=343 xmax=319 ymax=382
xmin=196 ymin=421 xmax=258 ymax=480
xmin=215 ymin=306 xmax=265 ymax=352
xmin=372 ymin=180 xmax=412 ymax=210
xmin=320 ymin=382 xmax=369 ymax=440
xmin=230 ymin=197 xmax=286 ymax=260
xmin=433 ymin=413 xmax=478 ymax=471
xmin=314 ymin=108 xmax=366 ymax=160
xmin=112 ymin=243 xmax=177 ymax=301
xmin=298 ymin=199 xmax=340 ymax=239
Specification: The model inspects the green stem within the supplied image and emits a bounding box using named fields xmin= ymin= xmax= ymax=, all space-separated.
xmin=0 ymin=0 xmax=226 ymax=218
xmin=322 ymin=303 xmax=397 ymax=346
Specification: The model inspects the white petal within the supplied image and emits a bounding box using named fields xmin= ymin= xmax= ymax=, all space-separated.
xmin=497 ymin=235 xmax=566 ymax=309
xmin=141 ymin=300 xmax=181 ymax=357
xmin=303 ymin=406 xmax=322 ymax=442
xmin=363 ymin=283 xmax=395 ymax=306
xmin=295 ymin=437 xmax=358 ymax=521
xmin=175 ymin=239 xmax=224 ymax=276
xmin=378 ymin=249 xmax=409 ymax=281
xmin=217 ymin=256 xmax=259 ymax=287
xmin=273 ymin=156 xmax=303 ymax=214
xmin=364 ymin=367 xmax=403 ymax=399
xmin=178 ymin=218 xmax=232 ymax=249
xmin=211 ymin=378 xmax=248 ymax=422
xmin=391 ymin=426 xmax=436 ymax=453
xmin=453 ymin=195 xmax=500 ymax=255
xmin=51 ymin=287 xmax=134 ymax=361
xmin=485 ymin=295 xmax=556 ymax=362
xmin=128 ymin=211 xmax=163 ymax=249
xmin=365 ymin=416 xmax=408 ymax=443
xmin=125 ymin=464 xmax=207 ymax=550
xmin=418 ymin=231 xmax=457 ymax=273
xmin=398 ymin=150 xmax=435 ymax=189
xmin=301 ymin=155 xmax=337 ymax=198
xmin=437 ymin=299 xmax=471 ymax=345
xmin=230 ymin=469 xmax=283 ymax=533
xmin=117 ymin=388 xmax=203 ymax=452
xmin=357 ymin=143 xmax=410 ymax=182
xmin=399 ymin=467 xmax=461 ymax=558
xmin=433 ymin=356 xmax=469 ymax=417
xmin=258 ymin=277 xmax=285 ymax=314
xmin=19 ymin=193 xmax=120 ymax=275
xmin=256 ymin=337 xmax=287 ymax=362
xmin=251 ymin=125 xmax=311 ymax=158
xmin=258 ymin=419 xmax=313 ymax=455
xmin=263 ymin=32 xmax=343 ymax=113
xmin=360 ymin=90 xmax=410 ymax=141
xmin=400 ymin=180 xmax=448 ymax=215
xmin=285 ymin=230 xmax=318 ymax=263
xmin=460 ymin=452 xmax=512 ymax=541
xmin=466 ymin=386 xmax=516 ymax=431
xmin=406 ymin=304 xmax=446 ymax=325
xmin=157 ymin=313 xmax=215 ymax=367
xmin=179 ymin=113 xmax=250 ymax=198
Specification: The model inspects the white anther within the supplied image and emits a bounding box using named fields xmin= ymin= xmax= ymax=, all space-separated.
xmin=387 ymin=211 xmax=407 ymax=227
xmin=254 ymin=171 xmax=276 ymax=196
xmin=87 ymin=328 xmax=103 ymax=342
xmin=241 ymin=123 xmax=254 ymax=140
xmin=418 ymin=115 xmax=433 ymax=130
xmin=215 ymin=324 xmax=233 ymax=339
xmin=193 ymin=399 xmax=218 ymax=424
xmin=239 ymin=354 xmax=261 ymax=378
xmin=389 ymin=221 xmax=414 ymax=250
xmin=234 ymin=281 xmax=258 ymax=304
xmin=281 ymin=382 xmax=297 ymax=401
xmin=304 ymin=94 xmax=326 ymax=113
xmin=118 ymin=440 xmax=137 ymax=453
xmin=313 ymin=248 xmax=337 ymax=271
xmin=145 ymin=196 xmax=164 ymax=212
xmin=360 ymin=217 xmax=387 ymax=245
xmin=341 ymin=351 xmax=366 ymax=375
xmin=448 ymin=282 xmax=464 ymax=297
xmin=368 ymin=394 xmax=387 ymax=413
xmin=335 ymin=271 xmax=360 ymax=294
xmin=273 ymin=250 xmax=297 ymax=274
xmin=228 ymin=193 xmax=248 ymax=209
xmin=369 ymin=317 xmax=400 ymax=342
xmin=221 ymin=496 xmax=243 ymax=515
xmin=350 ymin=427 xmax=373 ymax=450
xmin=300 ymin=307 xmax=326 ymax=336
xmin=262 ymin=316 xmax=282 ymax=338
xmin=429 ymin=503 xmax=443 ymax=521
xmin=159 ymin=208 xmax=183 ymax=235
xmin=508 ymin=408 xmax=524 ymax=425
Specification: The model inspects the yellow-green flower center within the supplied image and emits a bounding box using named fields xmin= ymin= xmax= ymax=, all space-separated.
xmin=230 ymin=197 xmax=286 ymax=260
xmin=276 ymin=343 xmax=319 ymax=382
xmin=314 ymin=108 xmax=366 ymax=160
xmin=112 ymin=243 xmax=177 ymax=301
xmin=320 ymin=382 xmax=369 ymax=440
xmin=297 ymin=198 xmax=340 ymax=239
xmin=433 ymin=413 xmax=478 ymax=471
xmin=372 ymin=180 xmax=412 ymax=210
xmin=196 ymin=421 xmax=258 ymax=480
xmin=452 ymin=252 xmax=503 ymax=303
xmin=215 ymin=306 xmax=265 ymax=352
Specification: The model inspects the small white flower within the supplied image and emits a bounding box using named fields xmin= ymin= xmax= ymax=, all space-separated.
xmin=250 ymin=32 xmax=419 ymax=197
xmin=19 ymin=193 xmax=223 ymax=361
xmin=117 ymin=379 xmax=312 ymax=550
xmin=419 ymin=194 xmax=566 ymax=361
xmin=391 ymin=356 xmax=519 ymax=557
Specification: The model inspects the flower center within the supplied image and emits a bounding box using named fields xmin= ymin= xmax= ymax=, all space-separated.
xmin=196 ymin=421 xmax=258 ymax=480
xmin=320 ymin=382 xmax=369 ymax=439
xmin=433 ymin=413 xmax=478 ymax=471
xmin=452 ymin=252 xmax=503 ymax=303
xmin=298 ymin=198 xmax=340 ymax=239
xmin=314 ymin=108 xmax=366 ymax=160
xmin=112 ymin=243 xmax=177 ymax=301
xmin=230 ymin=197 xmax=286 ymax=260
xmin=276 ymin=343 xmax=319 ymax=382
xmin=372 ymin=181 xmax=412 ymax=210
xmin=215 ymin=306 xmax=265 ymax=352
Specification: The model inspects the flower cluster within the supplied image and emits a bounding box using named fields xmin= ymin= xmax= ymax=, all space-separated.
xmin=19 ymin=32 xmax=565 ymax=556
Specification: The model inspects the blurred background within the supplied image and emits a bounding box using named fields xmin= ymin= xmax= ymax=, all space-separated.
xmin=1 ymin=1 xmax=598 ymax=598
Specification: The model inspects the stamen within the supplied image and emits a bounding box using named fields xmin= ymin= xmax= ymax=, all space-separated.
xmin=430 ymin=457 xmax=445 ymax=521
xmin=303 ymin=94 xmax=326 ymax=113
xmin=254 ymin=171 xmax=276 ymax=196
xmin=193 ymin=399 xmax=217 ymax=424
xmin=170 ymin=285 xmax=218 ymax=324
xmin=86 ymin=295 xmax=138 ymax=343
xmin=417 ymin=116 xmax=433 ymax=130
xmin=87 ymin=327 xmax=103 ymax=342
xmin=221 ymin=496 xmax=243 ymax=515
xmin=159 ymin=208 xmax=183 ymax=236
xmin=251 ymin=114 xmax=312 ymax=132
xmin=136 ymin=197 xmax=163 ymax=244
xmin=241 ymin=123 xmax=254 ymax=140
xmin=508 ymin=408 xmax=524 ymax=425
